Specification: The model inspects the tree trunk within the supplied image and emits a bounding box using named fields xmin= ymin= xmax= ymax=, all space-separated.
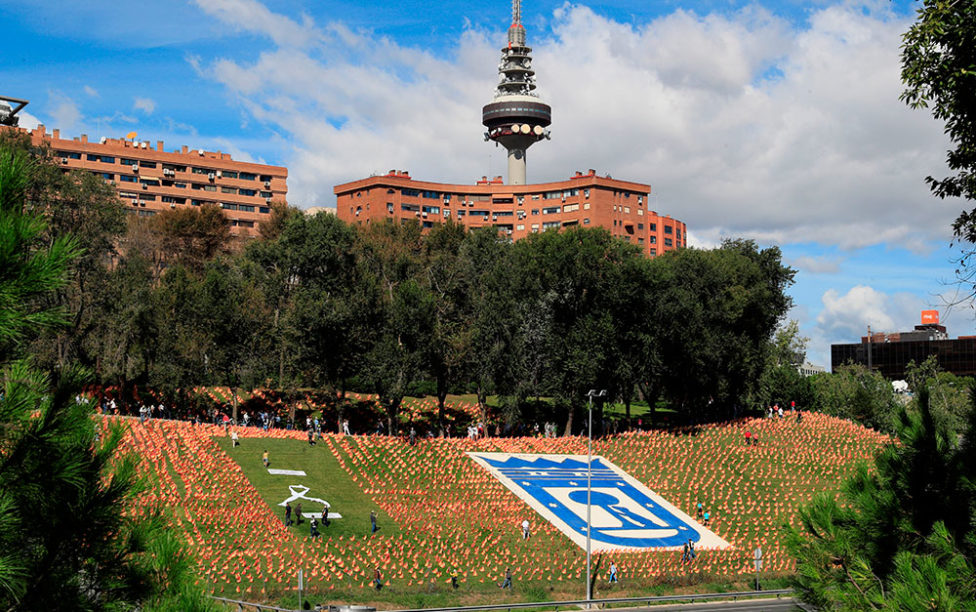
xmin=563 ymin=401 xmax=575 ymax=437
xmin=437 ymin=379 xmax=448 ymax=437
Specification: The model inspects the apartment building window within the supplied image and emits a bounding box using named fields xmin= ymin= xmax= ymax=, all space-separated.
xmin=239 ymin=172 xmax=257 ymax=181
xmin=638 ymin=237 xmax=644 ymax=244
xmin=222 ymin=170 xmax=238 ymax=179
xmin=584 ymin=189 xmax=590 ymax=198
xmin=650 ymin=223 xmax=657 ymax=231
xmin=583 ymin=202 xmax=590 ymax=210
xmin=422 ymin=191 xmax=440 ymax=199
xmin=121 ymin=158 xmax=138 ymax=166
xmin=665 ymin=238 xmax=673 ymax=247
xmin=531 ymin=209 xmax=539 ymax=215
xmin=238 ymin=204 xmax=255 ymax=212
xmin=638 ymin=223 xmax=644 ymax=230
xmin=676 ymin=228 xmax=682 ymax=238
xmin=542 ymin=206 xmax=560 ymax=214
xmin=624 ymin=207 xmax=630 ymax=214
xmin=93 ymin=172 xmax=113 ymax=180
xmin=174 ymin=182 xmax=186 ymax=189
xmin=665 ymin=225 xmax=673 ymax=234
xmin=259 ymin=175 xmax=272 ymax=182
xmin=161 ymin=196 xmax=186 ymax=204
xmin=650 ymin=248 xmax=657 ymax=256
xmin=402 ymin=188 xmax=420 ymax=197
xmin=563 ymin=203 xmax=579 ymax=212
xmin=139 ymin=160 xmax=156 ymax=168
xmin=259 ymin=206 xmax=271 ymax=214
xmin=87 ymin=154 xmax=115 ymax=163
xmin=55 ymin=151 xmax=82 ymax=160
xmin=260 ymin=191 xmax=272 ymax=198
xmin=387 ymin=203 xmax=394 ymax=214
xmin=221 ymin=187 xmax=237 ymax=194
xmin=119 ymin=174 xmax=137 ymax=183
xmin=650 ymin=236 xmax=656 ymax=244
xmin=583 ymin=218 xmax=590 ymax=225
xmin=192 ymin=167 xmax=211 ymax=175
xmin=240 ymin=188 xmax=257 ymax=196
xmin=516 ymin=224 xmax=525 ymax=230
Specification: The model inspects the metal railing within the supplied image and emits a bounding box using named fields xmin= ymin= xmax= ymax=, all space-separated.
xmin=381 ymin=590 xmax=795 ymax=612
xmin=213 ymin=589 xmax=796 ymax=612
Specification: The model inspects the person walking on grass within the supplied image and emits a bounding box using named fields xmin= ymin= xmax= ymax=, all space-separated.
xmin=310 ymin=517 xmax=320 ymax=538
xmin=451 ymin=568 xmax=459 ymax=590
xmin=262 ymin=450 xmax=269 ymax=468
xmin=498 ymin=567 xmax=512 ymax=589
xmin=231 ymin=429 xmax=239 ymax=447
xmin=284 ymin=502 xmax=293 ymax=526
xmin=295 ymin=502 xmax=303 ymax=525
xmin=608 ymin=561 xmax=618 ymax=584
xmin=370 ymin=510 xmax=378 ymax=534
xmin=322 ymin=505 xmax=330 ymax=527
xmin=373 ymin=567 xmax=383 ymax=591
xmin=521 ymin=519 xmax=530 ymax=540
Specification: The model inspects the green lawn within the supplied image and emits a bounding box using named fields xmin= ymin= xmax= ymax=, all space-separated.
xmin=214 ymin=436 xmax=400 ymax=539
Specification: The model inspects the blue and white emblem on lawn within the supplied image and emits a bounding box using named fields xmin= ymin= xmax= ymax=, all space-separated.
xmin=468 ymin=453 xmax=730 ymax=552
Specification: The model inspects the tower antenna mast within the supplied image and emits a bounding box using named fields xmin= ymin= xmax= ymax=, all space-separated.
xmin=481 ymin=0 xmax=551 ymax=185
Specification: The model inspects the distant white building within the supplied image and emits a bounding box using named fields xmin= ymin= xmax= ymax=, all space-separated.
xmin=797 ymin=362 xmax=826 ymax=377
xmin=304 ymin=206 xmax=337 ymax=216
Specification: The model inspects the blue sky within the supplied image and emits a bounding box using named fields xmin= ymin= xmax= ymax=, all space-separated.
xmin=1 ymin=0 xmax=970 ymax=368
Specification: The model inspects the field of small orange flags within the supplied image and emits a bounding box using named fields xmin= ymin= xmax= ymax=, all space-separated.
xmin=107 ymin=411 xmax=888 ymax=602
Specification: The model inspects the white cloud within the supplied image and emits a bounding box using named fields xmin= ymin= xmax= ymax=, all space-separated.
xmin=791 ymin=255 xmax=842 ymax=274
xmin=16 ymin=110 xmax=41 ymax=130
xmin=83 ymin=85 xmax=99 ymax=97
xmin=46 ymin=91 xmax=81 ymax=130
xmin=134 ymin=97 xmax=156 ymax=115
xmin=191 ymin=0 xmax=321 ymax=48
xmin=191 ymin=1 xmax=952 ymax=247
xmin=817 ymin=285 xmax=899 ymax=338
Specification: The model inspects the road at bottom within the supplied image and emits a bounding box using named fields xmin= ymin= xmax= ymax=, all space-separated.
xmin=605 ymin=597 xmax=807 ymax=612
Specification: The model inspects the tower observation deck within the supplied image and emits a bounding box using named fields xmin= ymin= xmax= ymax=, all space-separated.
xmin=482 ymin=0 xmax=551 ymax=185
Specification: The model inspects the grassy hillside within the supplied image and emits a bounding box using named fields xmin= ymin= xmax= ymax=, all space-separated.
xmin=111 ymin=412 xmax=887 ymax=608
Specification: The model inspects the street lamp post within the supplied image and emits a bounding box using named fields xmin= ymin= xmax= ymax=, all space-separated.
xmin=585 ymin=388 xmax=606 ymax=605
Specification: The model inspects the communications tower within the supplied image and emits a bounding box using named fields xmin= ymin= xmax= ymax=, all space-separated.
xmin=482 ymin=0 xmax=551 ymax=185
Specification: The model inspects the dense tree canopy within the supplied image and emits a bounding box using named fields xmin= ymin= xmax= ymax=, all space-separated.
xmin=0 ymin=142 xmax=213 ymax=610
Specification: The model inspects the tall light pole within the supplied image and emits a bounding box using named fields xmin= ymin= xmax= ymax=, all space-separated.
xmin=585 ymin=388 xmax=606 ymax=605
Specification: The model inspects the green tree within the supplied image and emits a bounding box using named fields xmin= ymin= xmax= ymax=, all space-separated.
xmin=420 ymin=221 xmax=473 ymax=433
xmin=787 ymin=386 xmax=976 ymax=609
xmin=901 ymin=0 xmax=976 ymax=211
xmin=905 ymin=355 xmax=974 ymax=438
xmin=356 ymin=220 xmax=426 ymax=432
xmin=652 ymin=240 xmax=794 ymax=419
xmin=0 ymin=143 xmax=213 ymax=610
xmin=810 ymin=365 xmax=899 ymax=433
xmin=507 ymin=227 xmax=635 ymax=435
xmin=154 ymin=203 xmax=230 ymax=272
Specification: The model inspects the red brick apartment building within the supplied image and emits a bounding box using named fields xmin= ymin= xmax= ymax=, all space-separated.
xmin=335 ymin=169 xmax=687 ymax=256
xmin=17 ymin=125 xmax=288 ymax=235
